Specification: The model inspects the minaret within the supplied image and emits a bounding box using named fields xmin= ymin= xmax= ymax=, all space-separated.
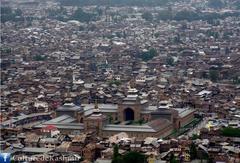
xmin=93 ymin=100 xmax=101 ymax=115
xmin=84 ymin=100 xmax=106 ymax=135
xmin=64 ymin=88 xmax=72 ymax=104
xmin=72 ymin=72 xmax=76 ymax=82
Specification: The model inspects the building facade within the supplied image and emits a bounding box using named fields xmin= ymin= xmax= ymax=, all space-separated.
xmin=35 ymin=89 xmax=195 ymax=140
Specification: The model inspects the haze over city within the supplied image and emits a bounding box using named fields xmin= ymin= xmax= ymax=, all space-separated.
xmin=1 ymin=0 xmax=240 ymax=162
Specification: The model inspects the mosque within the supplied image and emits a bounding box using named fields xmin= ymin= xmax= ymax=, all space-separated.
xmin=35 ymin=88 xmax=195 ymax=140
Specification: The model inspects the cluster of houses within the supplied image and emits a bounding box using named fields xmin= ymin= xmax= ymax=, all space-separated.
xmin=1 ymin=0 xmax=240 ymax=162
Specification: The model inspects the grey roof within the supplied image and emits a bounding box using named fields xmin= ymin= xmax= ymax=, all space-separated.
xmin=61 ymin=117 xmax=76 ymax=123
xmin=57 ymin=103 xmax=83 ymax=112
xmin=123 ymin=97 xmax=138 ymax=101
xmin=144 ymin=105 xmax=158 ymax=111
xmin=140 ymin=100 xmax=148 ymax=104
xmin=173 ymin=108 xmax=195 ymax=118
xmin=1 ymin=112 xmax=52 ymax=127
xmin=102 ymin=124 xmax=156 ymax=133
xmin=34 ymin=123 xmax=84 ymax=130
xmin=46 ymin=115 xmax=76 ymax=123
xmin=21 ymin=147 xmax=53 ymax=153
xmin=151 ymin=108 xmax=173 ymax=115
xmin=40 ymin=138 xmax=59 ymax=144
xmin=122 ymin=101 xmax=139 ymax=105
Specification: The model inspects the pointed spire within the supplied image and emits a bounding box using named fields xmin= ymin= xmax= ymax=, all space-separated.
xmin=93 ymin=100 xmax=101 ymax=114
xmin=64 ymin=88 xmax=72 ymax=103
xmin=67 ymin=87 xmax=70 ymax=97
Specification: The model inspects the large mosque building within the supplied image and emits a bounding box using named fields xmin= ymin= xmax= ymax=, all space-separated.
xmin=35 ymin=89 xmax=195 ymax=140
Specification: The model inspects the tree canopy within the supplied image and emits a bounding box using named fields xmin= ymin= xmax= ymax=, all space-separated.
xmin=156 ymin=9 xmax=240 ymax=22
xmin=113 ymin=144 xmax=119 ymax=158
xmin=169 ymin=153 xmax=177 ymax=163
xmin=235 ymin=1 xmax=240 ymax=10
xmin=1 ymin=7 xmax=24 ymax=23
xmin=112 ymin=150 xmax=145 ymax=163
xmin=59 ymin=0 xmax=175 ymax=7
xmin=209 ymin=70 xmax=219 ymax=82
xmin=33 ymin=55 xmax=47 ymax=61
xmin=208 ymin=0 xmax=225 ymax=9
xmin=122 ymin=151 xmax=146 ymax=163
xmin=139 ymin=48 xmax=157 ymax=62
xmin=157 ymin=10 xmax=173 ymax=20
xmin=71 ymin=8 xmax=96 ymax=22
xmin=221 ymin=127 xmax=240 ymax=137
xmin=166 ymin=56 xmax=174 ymax=66
xmin=174 ymin=10 xmax=199 ymax=21
xmin=142 ymin=12 xmax=153 ymax=22
xmin=190 ymin=143 xmax=197 ymax=160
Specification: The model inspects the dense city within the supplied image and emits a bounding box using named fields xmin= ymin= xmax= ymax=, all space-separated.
xmin=1 ymin=0 xmax=240 ymax=162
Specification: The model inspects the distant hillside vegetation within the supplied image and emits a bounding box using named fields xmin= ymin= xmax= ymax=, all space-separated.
xmin=58 ymin=0 xmax=175 ymax=6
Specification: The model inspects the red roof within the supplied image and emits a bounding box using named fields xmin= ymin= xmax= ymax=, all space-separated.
xmin=43 ymin=125 xmax=57 ymax=131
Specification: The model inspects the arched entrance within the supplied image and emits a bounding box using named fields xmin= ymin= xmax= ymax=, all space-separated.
xmin=124 ymin=108 xmax=134 ymax=121
xmin=80 ymin=117 xmax=83 ymax=123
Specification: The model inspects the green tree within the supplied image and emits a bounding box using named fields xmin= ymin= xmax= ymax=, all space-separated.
xmin=112 ymin=145 xmax=123 ymax=163
xmin=209 ymin=70 xmax=219 ymax=82
xmin=137 ymin=119 xmax=145 ymax=125
xmin=59 ymin=0 xmax=174 ymax=7
xmin=199 ymin=151 xmax=209 ymax=163
xmin=190 ymin=143 xmax=197 ymax=160
xmin=208 ymin=157 xmax=214 ymax=163
xmin=169 ymin=153 xmax=178 ymax=163
xmin=139 ymin=48 xmax=157 ymax=62
xmin=173 ymin=34 xmax=181 ymax=43
xmin=166 ymin=56 xmax=174 ymax=66
xmin=154 ymin=32 xmax=160 ymax=38
xmin=235 ymin=1 xmax=240 ymax=10
xmin=191 ymin=134 xmax=200 ymax=140
xmin=95 ymin=7 xmax=103 ymax=16
xmin=1 ymin=7 xmax=12 ymax=15
xmin=142 ymin=12 xmax=153 ymax=22
xmin=208 ymin=0 xmax=224 ymax=9
xmin=122 ymin=151 xmax=145 ymax=163
xmin=174 ymin=10 xmax=199 ymax=21
xmin=149 ymin=48 xmax=157 ymax=56
xmin=233 ymin=75 xmax=240 ymax=84
xmin=109 ymin=80 xmax=121 ymax=86
xmin=34 ymin=55 xmax=46 ymax=61
xmin=1 ymin=7 xmax=24 ymax=23
xmin=108 ymin=114 xmax=113 ymax=124
xmin=221 ymin=127 xmax=240 ymax=137
xmin=1 ymin=47 xmax=11 ymax=54
xmin=72 ymin=8 xmax=96 ymax=22
xmin=15 ymin=8 xmax=22 ymax=16
xmin=113 ymin=144 xmax=119 ymax=159
xmin=157 ymin=10 xmax=172 ymax=20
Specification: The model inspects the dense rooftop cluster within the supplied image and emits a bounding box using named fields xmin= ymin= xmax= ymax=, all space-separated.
xmin=0 ymin=0 xmax=240 ymax=162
